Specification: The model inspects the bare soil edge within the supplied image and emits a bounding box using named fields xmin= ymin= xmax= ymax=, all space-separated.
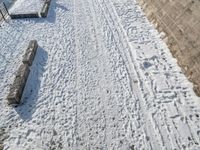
xmin=137 ymin=0 xmax=200 ymax=97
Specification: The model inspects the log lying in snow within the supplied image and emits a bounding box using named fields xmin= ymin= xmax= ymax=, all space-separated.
xmin=40 ymin=0 xmax=51 ymax=18
xmin=10 ymin=13 xmax=40 ymax=19
xmin=7 ymin=64 xmax=30 ymax=105
xmin=7 ymin=40 xmax=38 ymax=105
xmin=10 ymin=0 xmax=52 ymax=19
xmin=22 ymin=40 xmax=38 ymax=66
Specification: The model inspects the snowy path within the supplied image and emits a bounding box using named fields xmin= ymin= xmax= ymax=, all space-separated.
xmin=0 ymin=0 xmax=200 ymax=149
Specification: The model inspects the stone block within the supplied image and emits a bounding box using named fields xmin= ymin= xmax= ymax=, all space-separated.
xmin=10 ymin=13 xmax=40 ymax=19
xmin=40 ymin=0 xmax=51 ymax=18
xmin=7 ymin=64 xmax=30 ymax=105
xmin=22 ymin=40 xmax=38 ymax=66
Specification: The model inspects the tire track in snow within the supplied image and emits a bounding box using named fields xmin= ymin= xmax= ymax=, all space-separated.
xmin=90 ymin=0 xmax=200 ymax=149
xmin=93 ymin=0 xmax=157 ymax=149
xmin=74 ymin=0 xmax=108 ymax=148
xmin=0 ymin=0 xmax=200 ymax=149
xmin=74 ymin=0 xmax=146 ymax=148
xmin=90 ymin=0 xmax=151 ymax=148
xmin=111 ymin=0 xmax=200 ymax=149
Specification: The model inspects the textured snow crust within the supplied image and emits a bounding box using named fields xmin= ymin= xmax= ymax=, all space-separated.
xmin=0 ymin=0 xmax=200 ymax=149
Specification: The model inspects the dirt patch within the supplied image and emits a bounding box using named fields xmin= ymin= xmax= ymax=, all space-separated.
xmin=137 ymin=0 xmax=200 ymax=96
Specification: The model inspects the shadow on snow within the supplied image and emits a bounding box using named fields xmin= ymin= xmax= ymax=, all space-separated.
xmin=14 ymin=47 xmax=48 ymax=120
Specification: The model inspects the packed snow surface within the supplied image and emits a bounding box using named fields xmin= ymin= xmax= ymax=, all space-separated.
xmin=9 ymin=0 xmax=44 ymax=14
xmin=0 ymin=0 xmax=200 ymax=149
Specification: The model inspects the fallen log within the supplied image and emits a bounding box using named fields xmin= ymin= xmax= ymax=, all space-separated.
xmin=10 ymin=13 xmax=39 ymax=19
xmin=22 ymin=40 xmax=38 ymax=66
xmin=7 ymin=40 xmax=38 ymax=105
xmin=7 ymin=64 xmax=30 ymax=105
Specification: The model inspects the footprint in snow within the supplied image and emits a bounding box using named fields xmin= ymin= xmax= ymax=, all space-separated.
xmin=143 ymin=61 xmax=152 ymax=69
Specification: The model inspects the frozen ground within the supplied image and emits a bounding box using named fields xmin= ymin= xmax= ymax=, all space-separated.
xmin=0 ymin=0 xmax=200 ymax=149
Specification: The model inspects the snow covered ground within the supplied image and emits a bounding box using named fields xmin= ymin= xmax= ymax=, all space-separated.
xmin=9 ymin=0 xmax=44 ymax=14
xmin=0 ymin=0 xmax=200 ymax=149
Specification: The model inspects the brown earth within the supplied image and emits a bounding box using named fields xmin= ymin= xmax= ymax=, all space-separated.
xmin=137 ymin=0 xmax=200 ymax=96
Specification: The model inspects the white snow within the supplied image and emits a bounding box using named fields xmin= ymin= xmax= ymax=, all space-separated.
xmin=9 ymin=0 xmax=44 ymax=14
xmin=0 ymin=0 xmax=200 ymax=149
